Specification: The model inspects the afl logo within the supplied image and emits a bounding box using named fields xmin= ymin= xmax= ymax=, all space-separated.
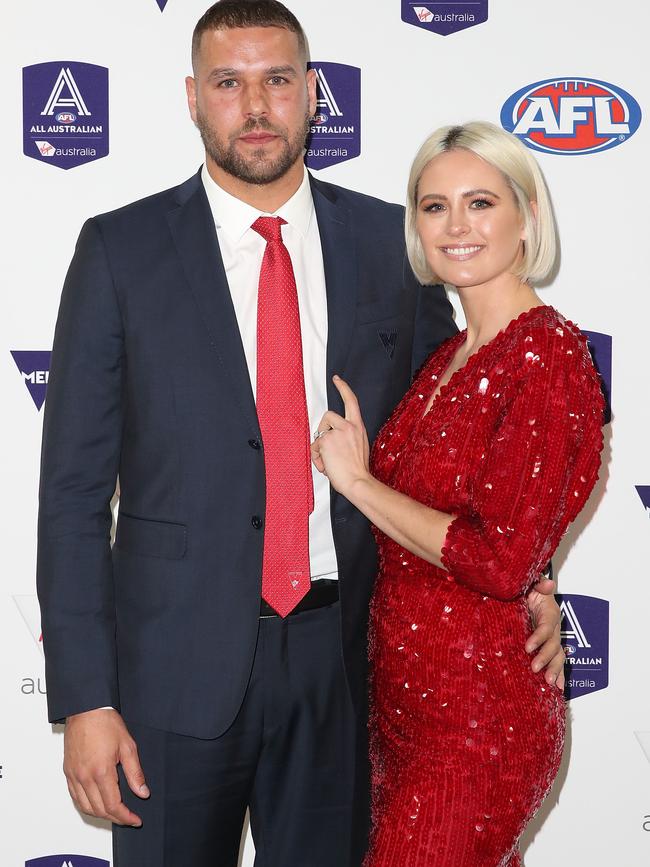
xmin=312 ymin=112 xmax=328 ymax=125
xmin=501 ymin=77 xmax=641 ymax=155
xmin=55 ymin=111 xmax=76 ymax=124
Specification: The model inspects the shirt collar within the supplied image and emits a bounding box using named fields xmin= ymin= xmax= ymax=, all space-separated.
xmin=201 ymin=164 xmax=314 ymax=244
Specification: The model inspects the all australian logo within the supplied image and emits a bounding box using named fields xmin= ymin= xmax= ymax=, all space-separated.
xmin=501 ymin=77 xmax=641 ymax=155
xmin=401 ymin=1 xmax=488 ymax=36
xmin=558 ymin=593 xmax=609 ymax=700
xmin=306 ymin=62 xmax=360 ymax=170
xmin=23 ymin=61 xmax=109 ymax=169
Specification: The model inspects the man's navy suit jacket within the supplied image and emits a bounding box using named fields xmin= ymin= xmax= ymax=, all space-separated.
xmin=37 ymin=170 xmax=456 ymax=738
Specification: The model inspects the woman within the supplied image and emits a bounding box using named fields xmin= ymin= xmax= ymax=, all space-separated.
xmin=311 ymin=122 xmax=604 ymax=866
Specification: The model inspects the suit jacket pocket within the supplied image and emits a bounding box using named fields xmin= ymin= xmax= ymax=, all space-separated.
xmin=355 ymin=298 xmax=403 ymax=325
xmin=115 ymin=512 xmax=187 ymax=560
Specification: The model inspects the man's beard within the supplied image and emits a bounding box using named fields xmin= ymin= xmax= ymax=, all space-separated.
xmin=196 ymin=109 xmax=311 ymax=185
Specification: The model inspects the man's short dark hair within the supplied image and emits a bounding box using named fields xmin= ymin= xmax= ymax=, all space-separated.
xmin=192 ymin=0 xmax=309 ymax=69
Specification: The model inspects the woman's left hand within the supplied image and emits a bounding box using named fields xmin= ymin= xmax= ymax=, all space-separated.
xmin=311 ymin=375 xmax=371 ymax=497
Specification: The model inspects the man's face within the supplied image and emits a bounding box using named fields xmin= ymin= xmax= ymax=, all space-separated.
xmin=186 ymin=26 xmax=317 ymax=185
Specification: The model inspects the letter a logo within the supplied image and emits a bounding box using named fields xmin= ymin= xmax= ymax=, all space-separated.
xmin=313 ymin=68 xmax=343 ymax=118
xmin=559 ymin=599 xmax=591 ymax=648
xmin=41 ymin=67 xmax=91 ymax=116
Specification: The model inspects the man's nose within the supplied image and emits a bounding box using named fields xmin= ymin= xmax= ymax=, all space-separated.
xmin=242 ymin=82 xmax=269 ymax=118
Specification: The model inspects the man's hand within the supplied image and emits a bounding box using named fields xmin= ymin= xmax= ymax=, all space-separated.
xmin=64 ymin=708 xmax=149 ymax=826
xmin=525 ymin=579 xmax=566 ymax=690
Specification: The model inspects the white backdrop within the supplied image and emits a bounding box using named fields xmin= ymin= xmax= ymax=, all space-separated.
xmin=2 ymin=1 xmax=649 ymax=864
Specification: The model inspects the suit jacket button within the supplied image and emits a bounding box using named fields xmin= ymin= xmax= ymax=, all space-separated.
xmin=248 ymin=438 xmax=261 ymax=450
xmin=251 ymin=515 xmax=263 ymax=529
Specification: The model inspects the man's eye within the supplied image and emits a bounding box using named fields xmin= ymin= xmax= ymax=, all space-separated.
xmin=268 ymin=76 xmax=288 ymax=85
xmin=218 ymin=79 xmax=238 ymax=88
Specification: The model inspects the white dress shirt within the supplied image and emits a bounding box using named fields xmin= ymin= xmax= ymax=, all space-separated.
xmin=201 ymin=164 xmax=339 ymax=582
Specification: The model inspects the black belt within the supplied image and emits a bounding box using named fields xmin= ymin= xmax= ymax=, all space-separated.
xmin=259 ymin=578 xmax=339 ymax=618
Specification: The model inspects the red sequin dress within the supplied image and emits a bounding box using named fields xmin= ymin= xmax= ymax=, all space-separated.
xmin=365 ymin=306 xmax=604 ymax=867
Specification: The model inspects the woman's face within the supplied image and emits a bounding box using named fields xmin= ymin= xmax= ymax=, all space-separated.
xmin=415 ymin=148 xmax=527 ymax=290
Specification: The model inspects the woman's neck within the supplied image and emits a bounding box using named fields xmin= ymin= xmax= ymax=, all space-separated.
xmin=457 ymin=274 xmax=543 ymax=354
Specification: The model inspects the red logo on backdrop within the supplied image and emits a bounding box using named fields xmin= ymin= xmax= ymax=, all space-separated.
xmin=501 ymin=77 xmax=641 ymax=155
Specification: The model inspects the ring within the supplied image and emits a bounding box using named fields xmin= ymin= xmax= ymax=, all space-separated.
xmin=313 ymin=428 xmax=331 ymax=440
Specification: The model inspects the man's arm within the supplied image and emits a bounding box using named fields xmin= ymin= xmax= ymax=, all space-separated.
xmin=37 ymin=218 xmax=147 ymax=825
xmin=37 ymin=217 xmax=123 ymax=719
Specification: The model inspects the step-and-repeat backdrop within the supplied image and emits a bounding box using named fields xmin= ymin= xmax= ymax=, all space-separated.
xmin=2 ymin=1 xmax=649 ymax=865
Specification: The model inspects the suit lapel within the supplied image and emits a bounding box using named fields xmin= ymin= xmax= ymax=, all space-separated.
xmin=166 ymin=173 xmax=259 ymax=433
xmin=166 ymin=172 xmax=358 ymax=433
xmin=310 ymin=175 xmax=358 ymax=415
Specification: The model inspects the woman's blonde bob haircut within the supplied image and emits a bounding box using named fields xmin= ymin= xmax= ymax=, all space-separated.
xmin=406 ymin=121 xmax=557 ymax=286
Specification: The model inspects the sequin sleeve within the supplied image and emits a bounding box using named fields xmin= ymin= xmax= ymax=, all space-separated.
xmin=440 ymin=328 xmax=604 ymax=601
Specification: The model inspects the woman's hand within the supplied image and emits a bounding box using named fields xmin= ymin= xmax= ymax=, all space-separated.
xmin=311 ymin=375 xmax=371 ymax=497
xmin=525 ymin=579 xmax=566 ymax=688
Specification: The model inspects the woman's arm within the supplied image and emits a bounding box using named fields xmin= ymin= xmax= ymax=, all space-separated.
xmin=315 ymin=348 xmax=603 ymax=604
xmin=313 ymin=373 xmax=587 ymax=683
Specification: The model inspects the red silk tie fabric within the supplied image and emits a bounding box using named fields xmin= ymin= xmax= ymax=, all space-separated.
xmin=253 ymin=216 xmax=313 ymax=617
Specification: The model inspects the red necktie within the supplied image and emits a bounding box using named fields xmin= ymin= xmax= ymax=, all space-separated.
xmin=253 ymin=216 xmax=313 ymax=617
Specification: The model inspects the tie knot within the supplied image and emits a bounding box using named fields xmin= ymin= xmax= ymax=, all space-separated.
xmin=252 ymin=216 xmax=287 ymax=243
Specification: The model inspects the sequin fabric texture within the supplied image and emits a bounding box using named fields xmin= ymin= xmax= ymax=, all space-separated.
xmin=365 ymin=306 xmax=604 ymax=866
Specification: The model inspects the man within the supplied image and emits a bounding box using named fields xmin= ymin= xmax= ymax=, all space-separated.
xmin=37 ymin=2 xmax=566 ymax=865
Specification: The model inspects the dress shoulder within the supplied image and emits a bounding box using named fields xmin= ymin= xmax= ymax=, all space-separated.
xmin=498 ymin=306 xmax=602 ymax=401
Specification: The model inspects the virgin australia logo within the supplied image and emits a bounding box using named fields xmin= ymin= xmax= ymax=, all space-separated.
xmin=402 ymin=1 xmax=488 ymax=36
